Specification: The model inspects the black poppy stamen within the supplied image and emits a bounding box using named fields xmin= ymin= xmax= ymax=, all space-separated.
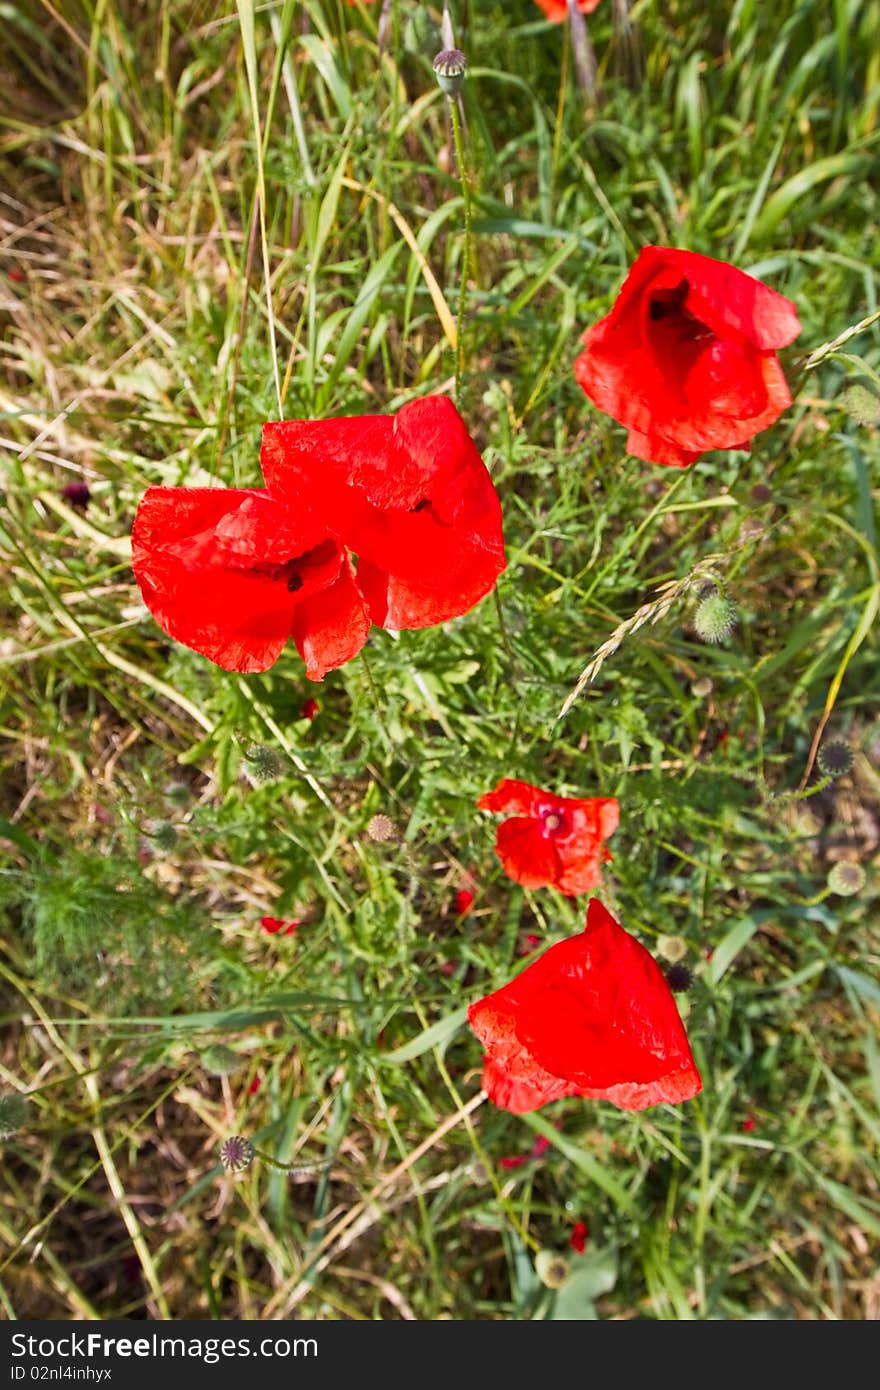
xmin=287 ymin=572 xmax=303 ymax=592
xmin=410 ymin=497 xmax=432 ymax=514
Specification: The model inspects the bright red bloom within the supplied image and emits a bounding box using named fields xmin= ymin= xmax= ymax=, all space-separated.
xmin=8 ymin=266 xmax=25 ymax=283
xmin=534 ymin=0 xmax=601 ymax=20
xmin=300 ymin=697 xmax=319 ymax=720
xmin=468 ymin=898 xmax=703 ymax=1114
xmin=260 ymin=396 xmax=505 ymax=633
xmin=478 ymin=779 xmax=619 ymax=897
xmin=248 ymin=1075 xmax=262 ymax=1095
xmin=132 ymin=397 xmax=505 ymax=681
xmin=574 ymin=246 xmax=801 ymax=468
xmin=260 ymin=916 xmax=298 ymax=936
xmin=742 ymin=1115 xmax=756 ymax=1133
xmin=455 ymin=888 xmax=476 ymax=916
xmin=569 ymin=1220 xmax=589 ymax=1254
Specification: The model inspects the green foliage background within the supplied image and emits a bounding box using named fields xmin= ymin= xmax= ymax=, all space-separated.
xmin=0 ymin=0 xmax=878 ymax=1320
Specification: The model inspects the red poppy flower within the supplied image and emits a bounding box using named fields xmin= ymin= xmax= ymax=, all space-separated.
xmin=478 ymin=779 xmax=619 ymax=897
xmin=260 ymin=396 xmax=505 ymax=632
xmin=534 ymin=0 xmax=602 ymax=19
xmin=260 ymin=916 xmax=298 ymax=936
xmin=8 ymin=266 xmax=25 ymax=283
xmin=467 ymin=897 xmax=703 ymax=1114
xmin=574 ymin=246 xmax=801 ymax=467
xmin=569 ymin=1220 xmax=589 ymax=1254
xmin=132 ymin=397 xmax=505 ymax=681
xmin=535 ymin=0 xmax=601 ymax=18
xmin=300 ymin=697 xmax=319 ymax=720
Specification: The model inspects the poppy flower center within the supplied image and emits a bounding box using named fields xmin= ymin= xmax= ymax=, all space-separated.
xmin=237 ymin=539 xmax=340 ymax=593
xmin=409 ymin=497 xmax=432 ymax=513
xmin=540 ymin=808 xmax=568 ymax=837
xmin=647 ymin=278 xmax=714 ymax=347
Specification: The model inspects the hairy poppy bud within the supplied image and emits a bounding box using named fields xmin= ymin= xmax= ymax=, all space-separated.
xmin=149 ymin=821 xmax=178 ymax=852
xmin=201 ymin=1045 xmax=243 ymax=1077
xmin=693 ymin=594 xmax=738 ymax=644
xmin=245 ymin=744 xmax=288 ymax=782
xmin=0 ymin=1094 xmax=30 ymax=1139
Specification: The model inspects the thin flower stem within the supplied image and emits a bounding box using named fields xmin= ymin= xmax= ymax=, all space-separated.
xmin=359 ymin=646 xmax=395 ymax=751
xmin=448 ymin=93 xmax=473 ymax=405
xmin=252 ymin=1147 xmax=328 ymax=1175
xmin=237 ymin=0 xmax=284 ymax=418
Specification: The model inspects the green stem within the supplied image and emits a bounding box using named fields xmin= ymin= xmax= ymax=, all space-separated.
xmin=253 ymin=1147 xmax=328 ymax=1175
xmin=449 ymin=94 xmax=472 ymax=405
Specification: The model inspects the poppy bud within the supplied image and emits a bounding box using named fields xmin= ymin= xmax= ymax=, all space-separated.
xmin=0 ymin=1093 xmax=30 ymax=1139
xmin=432 ymin=48 xmax=467 ymax=94
xmin=693 ymin=593 xmax=738 ymax=644
xmin=219 ymin=1135 xmax=255 ymax=1173
xmin=840 ymin=382 xmax=880 ymax=427
xmin=201 ymin=1045 xmax=242 ymax=1077
xmin=148 ymin=821 xmax=178 ymax=852
xmin=245 ymin=744 xmax=288 ymax=782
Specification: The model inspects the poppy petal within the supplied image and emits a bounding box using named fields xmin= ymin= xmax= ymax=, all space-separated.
xmin=132 ymin=488 xmax=337 ymax=672
xmin=468 ymin=898 xmax=702 ymax=1114
xmin=494 ymin=817 xmax=561 ymax=890
xmin=263 ymin=398 xmax=506 ymax=631
xmin=290 ymin=552 xmax=371 ymax=681
xmin=477 ymin=779 xmax=546 ymax=818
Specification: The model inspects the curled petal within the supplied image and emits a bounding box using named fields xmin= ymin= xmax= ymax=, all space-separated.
xmin=469 ymin=899 xmax=702 ymax=1114
xmin=131 ymin=488 xmax=339 ymax=672
xmin=291 ymin=552 xmax=371 ymax=681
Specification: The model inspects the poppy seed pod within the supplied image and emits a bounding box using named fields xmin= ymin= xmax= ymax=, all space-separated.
xmin=0 ymin=1094 xmax=30 ymax=1140
xmin=827 ymin=861 xmax=865 ymax=897
xmin=219 ymin=1135 xmax=255 ymax=1173
xmin=432 ymin=48 xmax=467 ymax=94
xmin=817 ymin=741 xmax=854 ymax=779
